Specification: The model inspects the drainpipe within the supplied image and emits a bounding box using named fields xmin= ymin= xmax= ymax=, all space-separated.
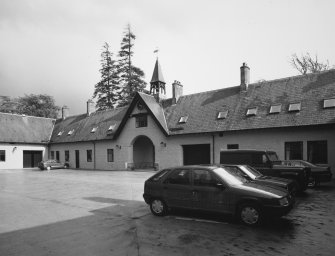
xmin=212 ymin=133 xmax=215 ymax=164
xmin=93 ymin=141 xmax=96 ymax=170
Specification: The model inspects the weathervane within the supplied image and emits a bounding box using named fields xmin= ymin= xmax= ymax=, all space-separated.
xmin=154 ymin=47 xmax=159 ymax=59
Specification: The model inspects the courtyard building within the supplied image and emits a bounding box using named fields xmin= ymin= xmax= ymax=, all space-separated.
xmin=1 ymin=60 xmax=335 ymax=173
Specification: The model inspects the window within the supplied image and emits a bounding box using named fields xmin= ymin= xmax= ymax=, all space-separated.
xmin=91 ymin=127 xmax=97 ymax=133
xmin=67 ymin=129 xmax=74 ymax=135
xmin=285 ymin=141 xmax=303 ymax=160
xmin=246 ymin=107 xmax=257 ymax=116
xmin=178 ymin=116 xmax=189 ymax=124
xmin=227 ymin=144 xmax=239 ymax=150
xmin=108 ymin=124 xmax=116 ymax=131
xmin=56 ymin=151 xmax=60 ymax=161
xmin=135 ymin=115 xmax=147 ymax=128
xmin=164 ymin=169 xmax=190 ymax=185
xmin=50 ymin=151 xmax=54 ymax=159
xmin=0 ymin=150 xmax=5 ymax=162
xmin=323 ymin=98 xmax=335 ymax=108
xmin=57 ymin=131 xmax=63 ymax=136
xmin=107 ymin=149 xmax=114 ymax=162
xmin=65 ymin=150 xmax=69 ymax=162
xmin=217 ymin=110 xmax=228 ymax=119
xmin=193 ymin=169 xmax=218 ymax=187
xmin=288 ymin=102 xmax=301 ymax=112
xmin=269 ymin=104 xmax=282 ymax=114
xmin=308 ymin=140 xmax=327 ymax=164
xmin=87 ymin=150 xmax=92 ymax=162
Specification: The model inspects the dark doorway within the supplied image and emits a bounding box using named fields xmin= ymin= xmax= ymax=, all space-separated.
xmin=75 ymin=150 xmax=80 ymax=168
xmin=23 ymin=151 xmax=42 ymax=168
xmin=133 ymin=136 xmax=155 ymax=169
xmin=183 ymin=144 xmax=210 ymax=165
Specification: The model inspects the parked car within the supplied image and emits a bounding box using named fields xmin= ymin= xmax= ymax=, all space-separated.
xmin=220 ymin=150 xmax=311 ymax=192
xmin=38 ymin=160 xmax=69 ymax=171
xmin=221 ymin=164 xmax=298 ymax=196
xmin=280 ymin=160 xmax=332 ymax=188
xmin=143 ymin=165 xmax=294 ymax=226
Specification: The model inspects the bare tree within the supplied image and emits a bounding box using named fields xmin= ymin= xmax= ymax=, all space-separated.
xmin=290 ymin=53 xmax=331 ymax=74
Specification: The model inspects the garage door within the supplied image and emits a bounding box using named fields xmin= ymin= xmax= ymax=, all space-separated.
xmin=23 ymin=151 xmax=42 ymax=168
xmin=182 ymin=144 xmax=210 ymax=165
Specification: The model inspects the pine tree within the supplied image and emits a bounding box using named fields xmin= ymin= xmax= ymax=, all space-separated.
xmin=93 ymin=42 xmax=120 ymax=110
xmin=117 ymin=24 xmax=146 ymax=106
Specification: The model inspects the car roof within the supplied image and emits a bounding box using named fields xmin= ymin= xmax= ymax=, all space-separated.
xmin=220 ymin=149 xmax=276 ymax=154
xmin=163 ymin=165 xmax=220 ymax=171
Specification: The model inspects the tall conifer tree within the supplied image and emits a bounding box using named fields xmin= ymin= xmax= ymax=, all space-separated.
xmin=117 ymin=24 xmax=146 ymax=106
xmin=93 ymin=42 xmax=120 ymax=110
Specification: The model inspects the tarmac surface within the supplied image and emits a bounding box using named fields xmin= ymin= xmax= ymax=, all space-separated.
xmin=0 ymin=168 xmax=334 ymax=256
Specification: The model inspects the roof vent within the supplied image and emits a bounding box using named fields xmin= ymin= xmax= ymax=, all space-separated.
xmin=246 ymin=107 xmax=257 ymax=116
xmin=323 ymin=98 xmax=335 ymax=108
xmin=57 ymin=131 xmax=63 ymax=136
xmin=67 ymin=129 xmax=74 ymax=135
xmin=288 ymin=102 xmax=301 ymax=112
xmin=108 ymin=124 xmax=116 ymax=131
xmin=217 ymin=110 xmax=228 ymax=119
xmin=91 ymin=127 xmax=98 ymax=133
xmin=269 ymin=104 xmax=282 ymax=114
xmin=178 ymin=116 xmax=188 ymax=124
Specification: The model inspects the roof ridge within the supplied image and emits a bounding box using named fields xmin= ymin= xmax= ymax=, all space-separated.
xmin=0 ymin=112 xmax=56 ymax=120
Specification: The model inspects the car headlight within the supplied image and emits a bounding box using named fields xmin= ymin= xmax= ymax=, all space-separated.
xmin=279 ymin=197 xmax=289 ymax=206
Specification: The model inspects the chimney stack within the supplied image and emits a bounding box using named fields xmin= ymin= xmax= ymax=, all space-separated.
xmin=240 ymin=62 xmax=250 ymax=91
xmin=172 ymin=80 xmax=183 ymax=104
xmin=87 ymin=99 xmax=94 ymax=116
xmin=62 ymin=106 xmax=69 ymax=120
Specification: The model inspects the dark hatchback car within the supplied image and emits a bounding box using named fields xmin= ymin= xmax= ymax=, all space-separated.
xmin=280 ymin=160 xmax=332 ymax=187
xmin=222 ymin=165 xmax=298 ymax=196
xmin=38 ymin=160 xmax=69 ymax=171
xmin=143 ymin=165 xmax=294 ymax=226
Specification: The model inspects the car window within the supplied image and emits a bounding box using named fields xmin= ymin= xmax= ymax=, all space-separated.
xmin=149 ymin=169 xmax=170 ymax=182
xmin=251 ymin=153 xmax=268 ymax=167
xmin=164 ymin=169 xmax=191 ymax=185
xmin=193 ymin=169 xmax=218 ymax=187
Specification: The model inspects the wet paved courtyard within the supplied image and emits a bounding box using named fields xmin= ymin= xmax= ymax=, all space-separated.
xmin=0 ymin=169 xmax=334 ymax=256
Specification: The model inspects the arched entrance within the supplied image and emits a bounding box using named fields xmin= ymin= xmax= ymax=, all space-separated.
xmin=132 ymin=136 xmax=155 ymax=169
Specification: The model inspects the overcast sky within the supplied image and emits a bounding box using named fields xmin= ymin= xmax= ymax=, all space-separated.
xmin=1 ymin=0 xmax=335 ymax=115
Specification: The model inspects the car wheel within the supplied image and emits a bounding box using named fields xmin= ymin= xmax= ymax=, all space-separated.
xmin=308 ymin=177 xmax=317 ymax=188
xmin=239 ymin=204 xmax=261 ymax=226
xmin=46 ymin=166 xmax=51 ymax=171
xmin=150 ymin=199 xmax=167 ymax=216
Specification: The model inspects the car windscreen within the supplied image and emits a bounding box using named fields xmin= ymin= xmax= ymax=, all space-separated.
xmin=239 ymin=165 xmax=262 ymax=179
xmin=267 ymin=152 xmax=279 ymax=161
xmin=213 ymin=167 xmax=248 ymax=185
xmin=149 ymin=169 xmax=170 ymax=182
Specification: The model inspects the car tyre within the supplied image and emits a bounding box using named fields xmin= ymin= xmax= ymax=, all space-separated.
xmin=238 ymin=203 xmax=262 ymax=226
xmin=150 ymin=198 xmax=167 ymax=216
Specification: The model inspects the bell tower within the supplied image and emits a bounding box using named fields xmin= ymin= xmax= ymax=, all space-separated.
xmin=150 ymin=58 xmax=166 ymax=100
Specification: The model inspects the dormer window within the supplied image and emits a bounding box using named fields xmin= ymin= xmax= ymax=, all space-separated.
xmin=288 ymin=102 xmax=301 ymax=112
xmin=67 ymin=129 xmax=74 ymax=135
xmin=178 ymin=115 xmax=188 ymax=124
xmin=269 ymin=104 xmax=282 ymax=114
xmin=91 ymin=127 xmax=98 ymax=133
xmin=217 ymin=110 xmax=228 ymax=119
xmin=108 ymin=124 xmax=116 ymax=131
xmin=246 ymin=107 xmax=257 ymax=116
xmin=57 ymin=131 xmax=63 ymax=136
xmin=323 ymin=98 xmax=335 ymax=108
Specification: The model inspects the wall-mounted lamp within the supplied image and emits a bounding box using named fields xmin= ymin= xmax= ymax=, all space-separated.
xmin=160 ymin=142 xmax=166 ymax=147
xmin=116 ymin=145 xmax=121 ymax=149
xmin=12 ymin=146 xmax=17 ymax=152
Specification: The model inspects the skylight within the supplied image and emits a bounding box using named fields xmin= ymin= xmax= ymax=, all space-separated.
xmin=246 ymin=107 xmax=257 ymax=116
xmin=269 ymin=104 xmax=282 ymax=114
xmin=217 ymin=110 xmax=228 ymax=119
xmin=178 ymin=116 xmax=188 ymax=124
xmin=57 ymin=131 xmax=63 ymax=136
xmin=288 ymin=102 xmax=301 ymax=112
xmin=323 ymin=98 xmax=335 ymax=108
xmin=91 ymin=127 xmax=97 ymax=133
xmin=67 ymin=129 xmax=74 ymax=135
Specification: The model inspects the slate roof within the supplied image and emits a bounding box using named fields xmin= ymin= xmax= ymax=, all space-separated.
xmin=163 ymin=69 xmax=335 ymax=135
xmin=0 ymin=113 xmax=55 ymax=144
xmin=50 ymin=107 xmax=127 ymax=143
